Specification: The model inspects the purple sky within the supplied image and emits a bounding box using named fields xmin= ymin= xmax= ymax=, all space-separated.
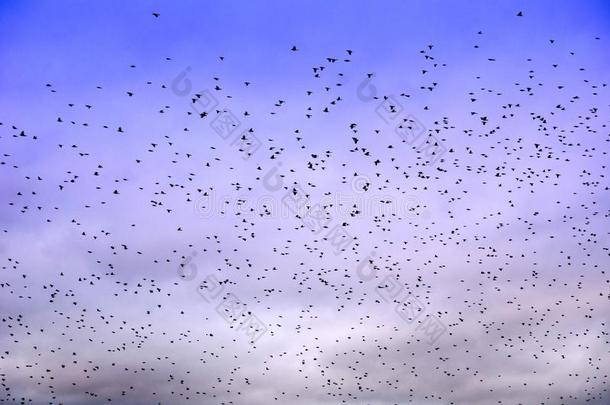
xmin=1 ymin=1 xmax=609 ymax=404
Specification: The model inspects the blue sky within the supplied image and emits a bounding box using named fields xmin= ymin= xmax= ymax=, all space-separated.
xmin=1 ymin=1 xmax=609 ymax=404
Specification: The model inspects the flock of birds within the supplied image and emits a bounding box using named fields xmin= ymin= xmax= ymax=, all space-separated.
xmin=0 ymin=8 xmax=609 ymax=405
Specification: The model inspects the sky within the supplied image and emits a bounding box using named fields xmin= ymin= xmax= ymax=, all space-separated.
xmin=1 ymin=1 xmax=609 ymax=404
